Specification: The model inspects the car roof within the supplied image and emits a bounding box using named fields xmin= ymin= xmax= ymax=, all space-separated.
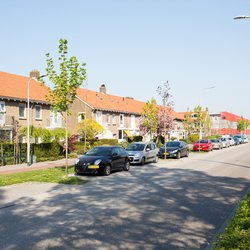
xmin=131 ymin=141 xmax=154 ymax=144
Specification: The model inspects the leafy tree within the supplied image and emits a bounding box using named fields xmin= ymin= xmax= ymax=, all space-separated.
xmin=139 ymin=98 xmax=159 ymax=139
xmin=41 ymin=38 xmax=87 ymax=175
xmin=237 ymin=116 xmax=249 ymax=135
xmin=156 ymin=81 xmax=174 ymax=141
xmin=183 ymin=106 xmax=210 ymax=137
xmin=77 ymin=118 xmax=105 ymax=141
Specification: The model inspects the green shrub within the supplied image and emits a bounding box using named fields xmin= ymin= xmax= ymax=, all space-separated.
xmin=187 ymin=134 xmax=199 ymax=144
xmin=214 ymin=193 xmax=250 ymax=249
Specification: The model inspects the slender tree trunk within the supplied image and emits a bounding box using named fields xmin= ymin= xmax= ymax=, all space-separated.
xmin=65 ymin=113 xmax=68 ymax=176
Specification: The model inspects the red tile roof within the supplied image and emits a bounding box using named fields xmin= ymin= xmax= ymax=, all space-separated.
xmin=77 ymin=88 xmax=183 ymax=119
xmin=220 ymin=111 xmax=250 ymax=123
xmin=0 ymin=71 xmax=49 ymax=103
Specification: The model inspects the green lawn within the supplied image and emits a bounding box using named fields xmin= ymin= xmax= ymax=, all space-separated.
xmin=213 ymin=192 xmax=250 ymax=250
xmin=0 ymin=167 xmax=88 ymax=186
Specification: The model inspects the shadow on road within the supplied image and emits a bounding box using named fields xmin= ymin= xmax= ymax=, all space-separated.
xmin=0 ymin=166 xmax=249 ymax=250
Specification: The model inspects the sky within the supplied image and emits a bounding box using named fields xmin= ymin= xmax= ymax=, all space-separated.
xmin=1 ymin=0 xmax=250 ymax=118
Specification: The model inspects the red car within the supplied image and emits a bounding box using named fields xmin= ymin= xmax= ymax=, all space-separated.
xmin=193 ymin=139 xmax=213 ymax=152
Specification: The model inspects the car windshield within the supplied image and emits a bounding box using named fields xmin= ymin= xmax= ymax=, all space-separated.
xmin=86 ymin=147 xmax=112 ymax=156
xmin=166 ymin=141 xmax=180 ymax=147
xmin=211 ymin=139 xmax=219 ymax=142
xmin=126 ymin=143 xmax=145 ymax=151
xmin=197 ymin=140 xmax=208 ymax=143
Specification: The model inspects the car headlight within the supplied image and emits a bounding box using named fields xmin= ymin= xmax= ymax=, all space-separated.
xmin=75 ymin=158 xmax=80 ymax=164
xmin=135 ymin=153 xmax=141 ymax=157
xmin=171 ymin=150 xmax=178 ymax=154
xmin=94 ymin=159 xmax=102 ymax=165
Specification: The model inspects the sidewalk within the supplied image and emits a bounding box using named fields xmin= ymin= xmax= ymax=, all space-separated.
xmin=0 ymin=158 xmax=77 ymax=175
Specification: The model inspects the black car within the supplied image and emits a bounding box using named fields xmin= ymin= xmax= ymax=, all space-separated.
xmin=75 ymin=146 xmax=130 ymax=176
xmin=159 ymin=141 xmax=189 ymax=159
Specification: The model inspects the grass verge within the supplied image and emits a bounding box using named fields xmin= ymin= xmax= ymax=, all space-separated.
xmin=0 ymin=166 xmax=88 ymax=186
xmin=213 ymin=192 xmax=250 ymax=249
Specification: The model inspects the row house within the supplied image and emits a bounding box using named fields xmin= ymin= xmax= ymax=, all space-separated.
xmin=69 ymin=84 xmax=184 ymax=141
xmin=0 ymin=71 xmax=184 ymax=142
xmin=0 ymin=71 xmax=63 ymax=142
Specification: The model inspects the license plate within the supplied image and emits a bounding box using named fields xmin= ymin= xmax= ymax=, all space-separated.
xmin=88 ymin=165 xmax=99 ymax=169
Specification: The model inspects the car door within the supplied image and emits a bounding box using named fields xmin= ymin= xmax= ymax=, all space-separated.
xmin=111 ymin=147 xmax=122 ymax=170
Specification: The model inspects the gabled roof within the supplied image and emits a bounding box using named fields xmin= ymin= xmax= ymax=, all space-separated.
xmin=220 ymin=111 xmax=250 ymax=123
xmin=0 ymin=71 xmax=49 ymax=103
xmin=77 ymin=88 xmax=183 ymax=119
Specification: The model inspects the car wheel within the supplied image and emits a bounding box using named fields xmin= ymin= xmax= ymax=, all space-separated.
xmin=123 ymin=161 xmax=130 ymax=171
xmin=176 ymin=151 xmax=181 ymax=159
xmin=154 ymin=155 xmax=159 ymax=163
xmin=185 ymin=150 xmax=189 ymax=157
xmin=140 ymin=157 xmax=145 ymax=165
xmin=104 ymin=165 xmax=111 ymax=176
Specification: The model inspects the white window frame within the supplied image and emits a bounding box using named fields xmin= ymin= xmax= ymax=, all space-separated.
xmin=0 ymin=101 xmax=5 ymax=125
xmin=35 ymin=105 xmax=42 ymax=120
xmin=106 ymin=113 xmax=110 ymax=124
xmin=120 ymin=114 xmax=124 ymax=126
xmin=78 ymin=112 xmax=86 ymax=123
xmin=19 ymin=103 xmax=26 ymax=119
xmin=112 ymin=114 xmax=116 ymax=125
xmin=130 ymin=115 xmax=135 ymax=128
xmin=96 ymin=111 xmax=102 ymax=125
xmin=50 ymin=112 xmax=62 ymax=128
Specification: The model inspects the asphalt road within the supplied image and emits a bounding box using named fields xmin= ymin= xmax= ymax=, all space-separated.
xmin=0 ymin=143 xmax=250 ymax=250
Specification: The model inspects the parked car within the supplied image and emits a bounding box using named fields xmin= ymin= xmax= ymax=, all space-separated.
xmin=75 ymin=146 xmax=130 ymax=176
xmin=126 ymin=142 xmax=158 ymax=165
xmin=233 ymin=135 xmax=244 ymax=144
xmin=243 ymin=136 xmax=248 ymax=143
xmin=211 ymin=139 xmax=223 ymax=150
xmin=232 ymin=136 xmax=240 ymax=145
xmin=220 ymin=137 xmax=230 ymax=148
xmin=228 ymin=137 xmax=235 ymax=146
xmin=193 ymin=139 xmax=213 ymax=152
xmin=158 ymin=141 xmax=189 ymax=159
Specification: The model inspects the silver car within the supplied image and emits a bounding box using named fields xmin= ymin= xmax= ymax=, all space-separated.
xmin=126 ymin=142 xmax=159 ymax=165
xmin=211 ymin=139 xmax=223 ymax=150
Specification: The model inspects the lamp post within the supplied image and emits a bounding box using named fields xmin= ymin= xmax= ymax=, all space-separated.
xmin=27 ymin=75 xmax=47 ymax=166
xmin=234 ymin=15 xmax=250 ymax=20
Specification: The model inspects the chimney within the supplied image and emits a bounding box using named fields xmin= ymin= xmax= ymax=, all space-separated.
xmin=29 ymin=69 xmax=40 ymax=80
xmin=99 ymin=84 xmax=106 ymax=94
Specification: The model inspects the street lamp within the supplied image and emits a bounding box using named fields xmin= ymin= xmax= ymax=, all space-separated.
xmin=234 ymin=15 xmax=250 ymax=20
xmin=27 ymin=75 xmax=47 ymax=166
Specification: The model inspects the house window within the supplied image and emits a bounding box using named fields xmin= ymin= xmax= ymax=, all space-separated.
xmin=78 ymin=112 xmax=85 ymax=123
xmin=112 ymin=114 xmax=116 ymax=124
xmin=96 ymin=111 xmax=102 ymax=124
xmin=35 ymin=105 xmax=42 ymax=119
xmin=0 ymin=101 xmax=5 ymax=125
xmin=106 ymin=114 xmax=110 ymax=124
xmin=118 ymin=130 xmax=123 ymax=140
xmin=19 ymin=103 xmax=26 ymax=119
xmin=120 ymin=114 xmax=124 ymax=126
xmin=130 ymin=115 xmax=135 ymax=128
xmin=50 ymin=112 xmax=62 ymax=128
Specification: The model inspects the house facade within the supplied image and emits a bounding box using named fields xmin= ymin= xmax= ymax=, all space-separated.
xmin=0 ymin=71 xmax=63 ymax=142
xmin=210 ymin=112 xmax=250 ymax=135
xmin=69 ymin=84 xmax=184 ymax=142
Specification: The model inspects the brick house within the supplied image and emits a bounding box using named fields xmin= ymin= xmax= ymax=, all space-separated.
xmin=69 ymin=84 xmax=184 ymax=141
xmin=0 ymin=71 xmax=63 ymax=142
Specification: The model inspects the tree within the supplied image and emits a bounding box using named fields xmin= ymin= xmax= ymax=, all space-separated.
xmin=156 ymin=81 xmax=174 ymax=139
xmin=237 ymin=116 xmax=249 ymax=135
xmin=77 ymin=118 xmax=105 ymax=141
xmin=41 ymin=38 xmax=87 ymax=175
xmin=139 ymin=98 xmax=159 ymax=139
xmin=183 ymin=106 xmax=210 ymax=137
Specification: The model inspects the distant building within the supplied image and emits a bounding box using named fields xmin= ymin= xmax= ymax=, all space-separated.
xmin=210 ymin=112 xmax=250 ymax=135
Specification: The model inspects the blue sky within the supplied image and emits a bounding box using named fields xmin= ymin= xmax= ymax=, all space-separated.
xmin=1 ymin=0 xmax=250 ymax=118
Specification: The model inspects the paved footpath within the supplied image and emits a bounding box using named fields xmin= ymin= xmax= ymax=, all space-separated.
xmin=0 ymin=158 xmax=77 ymax=175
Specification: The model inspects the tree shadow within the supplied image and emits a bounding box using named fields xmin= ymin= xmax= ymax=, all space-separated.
xmin=0 ymin=166 xmax=249 ymax=250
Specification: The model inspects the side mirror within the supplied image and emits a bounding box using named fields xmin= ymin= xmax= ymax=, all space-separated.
xmin=112 ymin=152 xmax=118 ymax=157
xmin=146 ymin=148 xmax=150 ymax=152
